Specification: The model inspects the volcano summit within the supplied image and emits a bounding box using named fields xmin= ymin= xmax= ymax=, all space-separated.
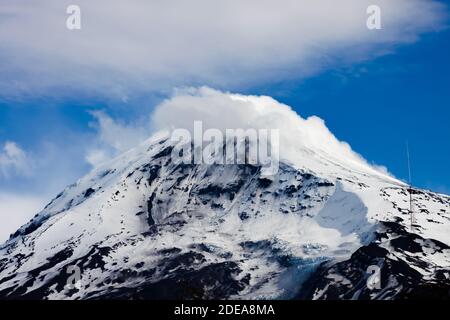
xmin=0 ymin=88 xmax=449 ymax=300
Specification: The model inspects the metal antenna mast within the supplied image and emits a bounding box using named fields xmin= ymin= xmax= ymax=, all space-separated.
xmin=406 ymin=141 xmax=414 ymax=232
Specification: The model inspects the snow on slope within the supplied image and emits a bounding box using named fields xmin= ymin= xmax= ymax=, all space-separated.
xmin=0 ymin=89 xmax=449 ymax=299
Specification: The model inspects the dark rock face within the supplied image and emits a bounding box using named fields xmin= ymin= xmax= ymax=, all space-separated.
xmin=298 ymin=221 xmax=450 ymax=300
xmin=93 ymin=261 xmax=247 ymax=300
xmin=0 ymin=246 xmax=248 ymax=300
xmin=0 ymin=246 xmax=111 ymax=299
xmin=83 ymin=188 xmax=96 ymax=198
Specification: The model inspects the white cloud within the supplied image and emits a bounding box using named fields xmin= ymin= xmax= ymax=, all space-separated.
xmin=85 ymin=87 xmax=392 ymax=176
xmin=85 ymin=148 xmax=111 ymax=168
xmin=89 ymin=111 xmax=148 ymax=152
xmin=0 ymin=192 xmax=46 ymax=243
xmin=0 ymin=141 xmax=30 ymax=178
xmin=86 ymin=111 xmax=149 ymax=167
xmin=152 ymin=87 xmax=394 ymax=177
xmin=0 ymin=0 xmax=446 ymax=98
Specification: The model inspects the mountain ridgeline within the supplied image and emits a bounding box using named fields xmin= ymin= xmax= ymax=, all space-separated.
xmin=0 ymin=133 xmax=449 ymax=300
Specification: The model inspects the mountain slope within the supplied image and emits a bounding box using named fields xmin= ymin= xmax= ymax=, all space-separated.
xmin=0 ymin=129 xmax=449 ymax=300
xmin=299 ymin=221 xmax=450 ymax=300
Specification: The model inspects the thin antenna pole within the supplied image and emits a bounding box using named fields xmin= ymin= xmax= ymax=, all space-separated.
xmin=406 ymin=141 xmax=414 ymax=232
xmin=406 ymin=141 xmax=412 ymax=185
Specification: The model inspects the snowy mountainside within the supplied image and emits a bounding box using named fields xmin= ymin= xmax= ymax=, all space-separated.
xmin=0 ymin=130 xmax=449 ymax=300
xmin=299 ymin=221 xmax=450 ymax=300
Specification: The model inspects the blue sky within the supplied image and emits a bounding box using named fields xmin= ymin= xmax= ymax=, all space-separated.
xmin=0 ymin=0 xmax=449 ymax=240
xmin=253 ymin=29 xmax=450 ymax=194
xmin=2 ymin=27 xmax=449 ymax=195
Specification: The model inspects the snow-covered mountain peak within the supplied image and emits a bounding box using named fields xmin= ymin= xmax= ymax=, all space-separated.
xmin=0 ymin=90 xmax=449 ymax=299
xmin=152 ymin=87 xmax=397 ymax=182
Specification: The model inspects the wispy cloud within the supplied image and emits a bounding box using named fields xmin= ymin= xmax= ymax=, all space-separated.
xmin=0 ymin=141 xmax=31 ymax=178
xmin=0 ymin=0 xmax=446 ymax=99
xmin=0 ymin=192 xmax=46 ymax=243
xmin=85 ymin=110 xmax=149 ymax=167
